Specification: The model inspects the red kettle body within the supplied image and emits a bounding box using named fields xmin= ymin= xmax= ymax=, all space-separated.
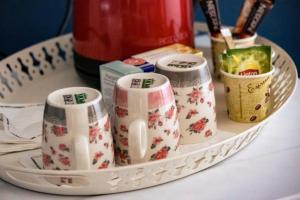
xmin=73 ymin=0 xmax=194 ymax=79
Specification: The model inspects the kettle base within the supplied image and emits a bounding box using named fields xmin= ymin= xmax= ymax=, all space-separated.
xmin=73 ymin=51 xmax=104 ymax=89
xmin=73 ymin=51 xmax=102 ymax=78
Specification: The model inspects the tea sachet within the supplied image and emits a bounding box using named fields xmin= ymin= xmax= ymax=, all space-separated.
xmin=220 ymin=46 xmax=271 ymax=75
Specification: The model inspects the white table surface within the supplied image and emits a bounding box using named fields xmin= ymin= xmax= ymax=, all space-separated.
xmin=0 ymin=81 xmax=299 ymax=200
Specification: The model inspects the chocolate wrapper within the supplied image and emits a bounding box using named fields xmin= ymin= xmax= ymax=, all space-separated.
xmin=242 ymin=0 xmax=275 ymax=37
xmin=199 ymin=0 xmax=221 ymax=37
xmin=233 ymin=0 xmax=257 ymax=37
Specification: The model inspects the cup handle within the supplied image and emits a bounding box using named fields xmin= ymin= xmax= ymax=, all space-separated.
xmin=66 ymin=108 xmax=91 ymax=170
xmin=128 ymin=119 xmax=148 ymax=164
xmin=73 ymin=135 xmax=90 ymax=170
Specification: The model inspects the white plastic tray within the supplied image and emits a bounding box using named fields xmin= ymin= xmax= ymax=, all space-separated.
xmin=0 ymin=23 xmax=297 ymax=195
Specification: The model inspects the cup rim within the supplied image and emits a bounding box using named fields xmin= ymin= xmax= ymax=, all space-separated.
xmin=156 ymin=54 xmax=207 ymax=72
xmin=220 ymin=66 xmax=275 ymax=79
xmin=116 ymin=72 xmax=170 ymax=93
xmin=46 ymin=87 xmax=102 ymax=109
xmin=211 ymin=32 xmax=257 ymax=43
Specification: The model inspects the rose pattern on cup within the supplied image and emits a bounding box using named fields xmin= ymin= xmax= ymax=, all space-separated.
xmin=148 ymin=108 xmax=163 ymax=129
xmin=89 ymin=123 xmax=100 ymax=144
xmin=173 ymin=80 xmax=217 ymax=144
xmin=98 ymin=160 xmax=111 ymax=169
xmin=92 ymin=151 xmax=103 ymax=165
xmin=205 ymin=129 xmax=213 ymax=137
xmin=186 ymin=87 xmax=203 ymax=105
xmin=115 ymin=106 xmax=128 ymax=118
xmin=42 ymin=153 xmax=54 ymax=167
xmin=186 ymin=109 xmax=198 ymax=119
xmin=42 ymin=113 xmax=114 ymax=170
xmin=59 ymin=144 xmax=70 ymax=152
xmin=150 ymin=137 xmax=163 ymax=149
xmin=58 ymin=154 xmax=71 ymax=166
xmin=187 ymin=117 xmax=209 ymax=134
xmin=51 ymin=125 xmax=67 ymax=137
xmin=114 ymin=147 xmax=130 ymax=164
xmin=150 ymin=146 xmax=171 ymax=161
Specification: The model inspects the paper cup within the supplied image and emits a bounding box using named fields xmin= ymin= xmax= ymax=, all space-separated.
xmin=211 ymin=33 xmax=257 ymax=80
xmin=221 ymin=66 xmax=275 ymax=123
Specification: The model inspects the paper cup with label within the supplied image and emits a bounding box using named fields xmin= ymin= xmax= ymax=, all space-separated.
xmin=113 ymin=73 xmax=180 ymax=165
xmin=221 ymin=67 xmax=275 ymax=123
xmin=156 ymin=54 xmax=217 ymax=144
xmin=211 ymin=33 xmax=257 ymax=80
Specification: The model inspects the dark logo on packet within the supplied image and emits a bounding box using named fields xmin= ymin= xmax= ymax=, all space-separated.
xmin=246 ymin=3 xmax=266 ymax=33
xmin=199 ymin=0 xmax=221 ymax=35
xmin=167 ymin=60 xmax=198 ymax=68
xmin=206 ymin=0 xmax=220 ymax=31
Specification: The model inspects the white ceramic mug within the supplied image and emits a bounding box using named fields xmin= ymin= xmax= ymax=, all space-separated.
xmin=42 ymin=87 xmax=114 ymax=170
xmin=113 ymin=73 xmax=180 ymax=165
xmin=156 ymin=54 xmax=217 ymax=144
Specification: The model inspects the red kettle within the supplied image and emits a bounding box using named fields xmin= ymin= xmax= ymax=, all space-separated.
xmin=73 ymin=0 xmax=194 ymax=79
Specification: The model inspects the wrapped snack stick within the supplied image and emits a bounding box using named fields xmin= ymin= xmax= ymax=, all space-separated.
xmin=199 ymin=0 xmax=222 ymax=38
xmin=242 ymin=0 xmax=275 ymax=37
xmin=233 ymin=0 xmax=257 ymax=38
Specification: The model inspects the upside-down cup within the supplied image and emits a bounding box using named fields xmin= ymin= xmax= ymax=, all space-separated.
xmin=156 ymin=54 xmax=217 ymax=144
xmin=221 ymin=66 xmax=275 ymax=123
xmin=42 ymin=87 xmax=114 ymax=171
xmin=211 ymin=33 xmax=257 ymax=80
xmin=113 ymin=73 xmax=180 ymax=165
xmin=42 ymin=87 xmax=114 ymax=186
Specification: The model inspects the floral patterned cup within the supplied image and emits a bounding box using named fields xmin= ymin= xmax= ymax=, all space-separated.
xmin=156 ymin=54 xmax=217 ymax=144
xmin=113 ymin=73 xmax=180 ymax=165
xmin=42 ymin=87 xmax=114 ymax=170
